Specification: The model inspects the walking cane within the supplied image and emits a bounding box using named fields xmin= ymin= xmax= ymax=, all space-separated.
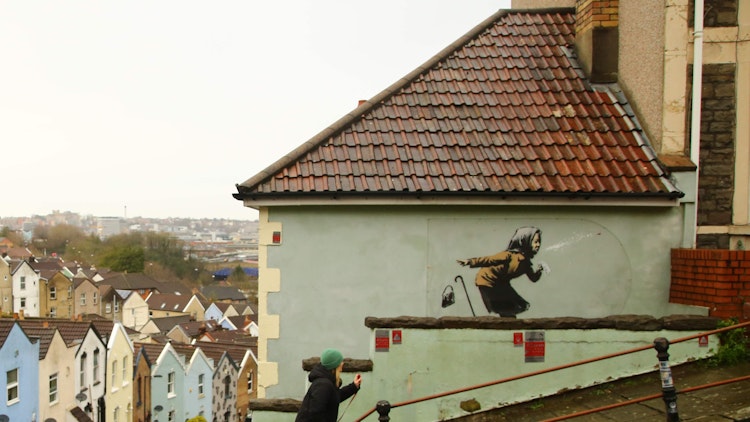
xmin=455 ymin=275 xmax=476 ymax=316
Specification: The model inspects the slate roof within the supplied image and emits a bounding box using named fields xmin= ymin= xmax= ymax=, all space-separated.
xmin=150 ymin=315 xmax=193 ymax=332
xmin=99 ymin=272 xmax=162 ymax=290
xmin=146 ymin=293 xmax=192 ymax=312
xmin=235 ymin=9 xmax=681 ymax=202
xmin=202 ymin=285 xmax=248 ymax=301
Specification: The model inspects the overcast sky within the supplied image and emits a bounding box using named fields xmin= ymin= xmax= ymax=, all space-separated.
xmin=1 ymin=1 xmax=510 ymax=221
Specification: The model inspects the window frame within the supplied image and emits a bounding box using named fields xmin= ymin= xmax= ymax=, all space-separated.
xmin=167 ymin=371 xmax=175 ymax=396
xmin=49 ymin=372 xmax=59 ymax=404
xmin=6 ymin=368 xmax=19 ymax=405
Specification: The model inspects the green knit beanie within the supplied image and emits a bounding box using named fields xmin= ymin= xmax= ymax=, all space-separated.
xmin=320 ymin=348 xmax=344 ymax=370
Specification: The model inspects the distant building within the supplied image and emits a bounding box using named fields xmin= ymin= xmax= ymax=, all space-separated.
xmin=97 ymin=216 xmax=125 ymax=238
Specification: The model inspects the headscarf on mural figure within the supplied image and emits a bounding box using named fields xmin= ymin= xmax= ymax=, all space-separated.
xmin=457 ymin=226 xmax=549 ymax=318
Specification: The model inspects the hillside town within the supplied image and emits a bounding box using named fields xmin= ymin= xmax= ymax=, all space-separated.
xmin=0 ymin=211 xmax=260 ymax=421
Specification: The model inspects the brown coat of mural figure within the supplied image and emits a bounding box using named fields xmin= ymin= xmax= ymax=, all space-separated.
xmin=457 ymin=227 xmax=545 ymax=317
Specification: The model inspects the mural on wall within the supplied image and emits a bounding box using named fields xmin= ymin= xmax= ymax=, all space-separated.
xmin=453 ymin=226 xmax=550 ymax=318
xmin=430 ymin=217 xmax=634 ymax=318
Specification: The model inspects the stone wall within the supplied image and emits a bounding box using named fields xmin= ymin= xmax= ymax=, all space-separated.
xmin=696 ymin=63 xmax=736 ymax=231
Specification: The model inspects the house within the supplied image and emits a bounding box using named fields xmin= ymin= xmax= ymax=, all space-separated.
xmin=132 ymin=346 xmax=153 ymax=422
xmin=232 ymin=1 xmax=715 ymax=413
xmin=178 ymin=345 xmax=214 ymax=420
xmin=20 ymin=323 xmax=75 ymax=422
xmin=166 ymin=320 xmax=221 ymax=344
xmin=219 ymin=314 xmax=257 ymax=336
xmin=209 ymin=351 xmax=238 ymax=422
xmin=74 ymin=323 xmax=107 ymax=421
xmin=99 ymin=272 xmax=165 ymax=299
xmin=98 ymin=284 xmax=121 ymax=322
xmin=0 ymin=256 xmax=12 ymax=316
xmin=139 ymin=314 xmax=192 ymax=337
xmin=174 ymin=340 xmax=258 ymax=422
xmin=204 ymin=301 xmax=239 ymax=322
xmin=120 ymin=290 xmax=150 ymax=331
xmin=147 ymin=342 xmax=187 ymax=422
xmin=73 ymin=277 xmax=100 ymax=318
xmin=146 ymin=292 xmax=204 ymax=320
xmin=106 ymin=322 xmax=135 ymax=422
xmin=11 ymin=260 xmax=41 ymax=317
xmin=0 ymin=320 xmax=39 ymax=419
xmin=39 ymin=269 xmax=75 ymax=319
xmin=202 ymin=284 xmax=248 ymax=303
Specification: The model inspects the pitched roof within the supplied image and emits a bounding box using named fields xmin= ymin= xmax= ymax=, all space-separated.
xmin=150 ymin=315 xmax=193 ymax=332
xmin=99 ymin=272 xmax=161 ymax=290
xmin=18 ymin=324 xmax=58 ymax=359
xmin=146 ymin=293 xmax=192 ymax=312
xmin=234 ymin=9 xmax=681 ymax=203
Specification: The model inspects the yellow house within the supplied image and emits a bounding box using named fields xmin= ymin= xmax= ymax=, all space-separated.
xmin=39 ymin=270 xmax=74 ymax=319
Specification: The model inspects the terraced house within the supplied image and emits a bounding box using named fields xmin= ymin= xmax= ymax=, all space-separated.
xmin=0 ymin=317 xmax=257 ymax=421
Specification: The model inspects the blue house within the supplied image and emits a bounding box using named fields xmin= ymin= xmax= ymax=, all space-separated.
xmin=150 ymin=342 xmax=186 ymax=422
xmin=0 ymin=320 xmax=40 ymax=420
xmin=182 ymin=347 xmax=214 ymax=420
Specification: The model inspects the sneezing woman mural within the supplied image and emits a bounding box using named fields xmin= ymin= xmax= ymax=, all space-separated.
xmin=457 ymin=226 xmax=548 ymax=318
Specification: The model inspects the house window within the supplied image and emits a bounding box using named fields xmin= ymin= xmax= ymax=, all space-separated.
xmin=68 ymin=285 xmax=73 ymax=298
xmin=224 ymin=375 xmax=231 ymax=398
xmin=112 ymin=360 xmax=118 ymax=387
xmin=198 ymin=374 xmax=204 ymax=395
xmin=105 ymin=303 xmax=112 ymax=314
xmin=247 ymin=370 xmax=253 ymax=393
xmin=50 ymin=307 xmax=57 ymax=318
xmin=114 ymin=300 xmax=120 ymax=312
xmin=49 ymin=372 xmax=58 ymax=403
xmin=50 ymin=286 xmax=57 ymax=300
xmin=6 ymin=368 xmax=18 ymax=404
xmin=113 ymin=406 xmax=119 ymax=422
xmin=20 ymin=297 xmax=26 ymax=308
xmin=80 ymin=353 xmax=87 ymax=387
xmin=122 ymin=357 xmax=127 ymax=384
xmin=93 ymin=349 xmax=100 ymax=383
xmin=168 ymin=410 xmax=175 ymax=422
xmin=80 ymin=293 xmax=86 ymax=306
xmin=20 ymin=276 xmax=25 ymax=290
xmin=93 ymin=292 xmax=98 ymax=304
xmin=167 ymin=371 xmax=175 ymax=396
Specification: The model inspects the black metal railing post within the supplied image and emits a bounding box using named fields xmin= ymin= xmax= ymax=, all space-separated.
xmin=376 ymin=400 xmax=391 ymax=421
xmin=654 ymin=337 xmax=680 ymax=421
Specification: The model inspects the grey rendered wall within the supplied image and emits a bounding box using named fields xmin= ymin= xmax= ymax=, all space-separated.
xmin=264 ymin=204 xmax=699 ymax=399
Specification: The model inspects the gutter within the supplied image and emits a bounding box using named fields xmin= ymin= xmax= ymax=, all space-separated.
xmin=689 ymin=0 xmax=704 ymax=248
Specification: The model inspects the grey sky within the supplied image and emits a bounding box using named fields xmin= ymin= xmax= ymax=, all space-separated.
xmin=1 ymin=1 xmax=509 ymax=220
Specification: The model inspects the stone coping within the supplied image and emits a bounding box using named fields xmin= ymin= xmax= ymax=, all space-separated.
xmin=364 ymin=314 xmax=720 ymax=331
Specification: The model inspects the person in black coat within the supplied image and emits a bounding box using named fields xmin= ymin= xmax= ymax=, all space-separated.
xmin=296 ymin=348 xmax=362 ymax=422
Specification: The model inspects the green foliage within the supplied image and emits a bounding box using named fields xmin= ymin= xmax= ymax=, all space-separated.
xmin=31 ymin=227 xmax=206 ymax=285
xmin=707 ymin=318 xmax=750 ymax=367
xmin=32 ymin=223 xmax=87 ymax=256
xmin=100 ymin=245 xmax=145 ymax=273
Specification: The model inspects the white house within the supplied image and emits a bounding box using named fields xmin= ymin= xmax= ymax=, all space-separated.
xmin=11 ymin=260 xmax=41 ymax=317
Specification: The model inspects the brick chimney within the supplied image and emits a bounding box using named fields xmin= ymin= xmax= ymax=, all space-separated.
xmin=575 ymin=0 xmax=619 ymax=83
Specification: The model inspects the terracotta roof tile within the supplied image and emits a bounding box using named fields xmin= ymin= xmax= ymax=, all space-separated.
xmin=235 ymin=9 xmax=682 ymax=201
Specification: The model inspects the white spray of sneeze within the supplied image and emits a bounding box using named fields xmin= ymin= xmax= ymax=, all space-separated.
xmin=537 ymin=232 xmax=602 ymax=274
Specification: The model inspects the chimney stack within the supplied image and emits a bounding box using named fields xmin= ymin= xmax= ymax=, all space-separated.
xmin=575 ymin=0 xmax=619 ymax=83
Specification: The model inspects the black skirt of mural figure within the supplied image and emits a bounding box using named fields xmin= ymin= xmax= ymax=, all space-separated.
xmin=454 ymin=227 xmax=548 ymax=318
